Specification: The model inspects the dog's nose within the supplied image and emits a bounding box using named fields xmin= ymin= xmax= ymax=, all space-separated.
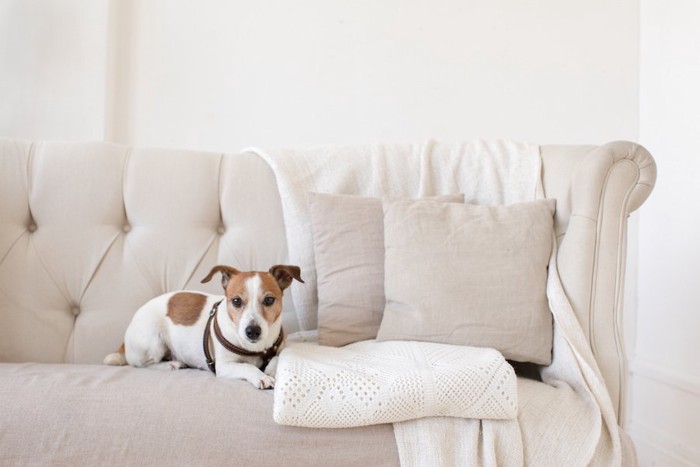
xmin=245 ymin=324 xmax=262 ymax=341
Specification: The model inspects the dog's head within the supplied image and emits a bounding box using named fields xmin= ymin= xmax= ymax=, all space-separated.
xmin=201 ymin=265 xmax=303 ymax=347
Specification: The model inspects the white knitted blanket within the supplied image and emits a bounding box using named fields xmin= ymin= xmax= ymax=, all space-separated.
xmin=250 ymin=141 xmax=620 ymax=466
xmin=273 ymin=340 xmax=518 ymax=428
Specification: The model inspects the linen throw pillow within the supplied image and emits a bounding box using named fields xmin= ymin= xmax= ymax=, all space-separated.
xmin=376 ymin=198 xmax=555 ymax=365
xmin=309 ymin=192 xmax=464 ymax=347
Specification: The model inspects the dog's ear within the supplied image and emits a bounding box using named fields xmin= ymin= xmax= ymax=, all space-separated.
xmin=201 ymin=265 xmax=241 ymax=290
xmin=269 ymin=265 xmax=304 ymax=291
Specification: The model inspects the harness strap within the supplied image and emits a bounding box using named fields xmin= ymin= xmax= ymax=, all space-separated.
xmin=203 ymin=299 xmax=284 ymax=373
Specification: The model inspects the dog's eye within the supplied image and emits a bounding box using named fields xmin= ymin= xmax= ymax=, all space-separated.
xmin=263 ymin=296 xmax=275 ymax=307
xmin=231 ymin=297 xmax=243 ymax=308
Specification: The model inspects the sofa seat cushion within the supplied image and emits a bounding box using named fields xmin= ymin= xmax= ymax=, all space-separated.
xmin=0 ymin=363 xmax=398 ymax=466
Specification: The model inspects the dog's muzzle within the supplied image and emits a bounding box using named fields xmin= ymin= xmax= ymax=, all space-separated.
xmin=245 ymin=323 xmax=262 ymax=342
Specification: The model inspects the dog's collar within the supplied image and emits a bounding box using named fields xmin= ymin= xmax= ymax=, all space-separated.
xmin=202 ymin=299 xmax=284 ymax=374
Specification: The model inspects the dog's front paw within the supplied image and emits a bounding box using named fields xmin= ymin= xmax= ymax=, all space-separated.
xmin=150 ymin=360 xmax=187 ymax=371
xmin=255 ymin=374 xmax=275 ymax=390
xmin=217 ymin=362 xmax=275 ymax=389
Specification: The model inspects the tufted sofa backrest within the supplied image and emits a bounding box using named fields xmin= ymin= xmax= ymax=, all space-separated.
xmin=0 ymin=139 xmax=288 ymax=364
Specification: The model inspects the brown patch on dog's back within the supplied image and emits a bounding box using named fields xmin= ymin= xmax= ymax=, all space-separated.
xmin=167 ymin=292 xmax=207 ymax=326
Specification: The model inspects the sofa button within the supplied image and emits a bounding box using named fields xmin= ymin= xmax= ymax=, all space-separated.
xmin=28 ymin=223 xmax=37 ymax=232
xmin=217 ymin=225 xmax=225 ymax=235
xmin=123 ymin=224 xmax=131 ymax=233
xmin=71 ymin=307 xmax=80 ymax=316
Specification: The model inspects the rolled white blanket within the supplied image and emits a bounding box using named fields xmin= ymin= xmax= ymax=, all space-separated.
xmin=273 ymin=339 xmax=517 ymax=428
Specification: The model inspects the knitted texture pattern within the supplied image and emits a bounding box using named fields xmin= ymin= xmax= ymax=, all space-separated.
xmin=273 ymin=340 xmax=517 ymax=428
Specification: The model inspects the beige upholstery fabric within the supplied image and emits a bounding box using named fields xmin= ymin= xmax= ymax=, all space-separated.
xmin=0 ymin=363 xmax=398 ymax=466
xmin=310 ymin=192 xmax=463 ymax=347
xmin=377 ymin=198 xmax=555 ymax=365
xmin=0 ymin=362 xmax=638 ymax=467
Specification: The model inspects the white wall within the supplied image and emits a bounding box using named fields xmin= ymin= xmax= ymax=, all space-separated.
xmin=0 ymin=1 xmax=640 ymax=149
xmin=633 ymin=1 xmax=700 ymax=464
xmin=0 ymin=0 xmax=109 ymax=141
xmin=108 ymin=0 xmax=639 ymax=151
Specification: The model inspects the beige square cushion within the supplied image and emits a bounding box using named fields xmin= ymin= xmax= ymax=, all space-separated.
xmin=376 ymin=198 xmax=555 ymax=365
xmin=309 ymin=193 xmax=464 ymax=347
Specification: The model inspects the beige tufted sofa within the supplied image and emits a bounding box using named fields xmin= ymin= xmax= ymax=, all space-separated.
xmin=0 ymin=138 xmax=655 ymax=465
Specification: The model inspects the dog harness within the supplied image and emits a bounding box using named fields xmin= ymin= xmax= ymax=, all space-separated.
xmin=203 ymin=299 xmax=284 ymax=373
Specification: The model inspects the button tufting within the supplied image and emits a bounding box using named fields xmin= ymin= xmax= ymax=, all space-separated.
xmin=123 ymin=224 xmax=131 ymax=233
xmin=28 ymin=223 xmax=37 ymax=232
xmin=217 ymin=225 xmax=225 ymax=235
xmin=71 ymin=307 xmax=80 ymax=316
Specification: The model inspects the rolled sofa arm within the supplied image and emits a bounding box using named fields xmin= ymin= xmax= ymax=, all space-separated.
xmin=570 ymin=141 xmax=656 ymax=219
xmin=553 ymin=141 xmax=656 ymax=423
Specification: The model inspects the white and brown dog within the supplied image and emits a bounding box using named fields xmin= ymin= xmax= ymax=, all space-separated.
xmin=104 ymin=264 xmax=303 ymax=389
